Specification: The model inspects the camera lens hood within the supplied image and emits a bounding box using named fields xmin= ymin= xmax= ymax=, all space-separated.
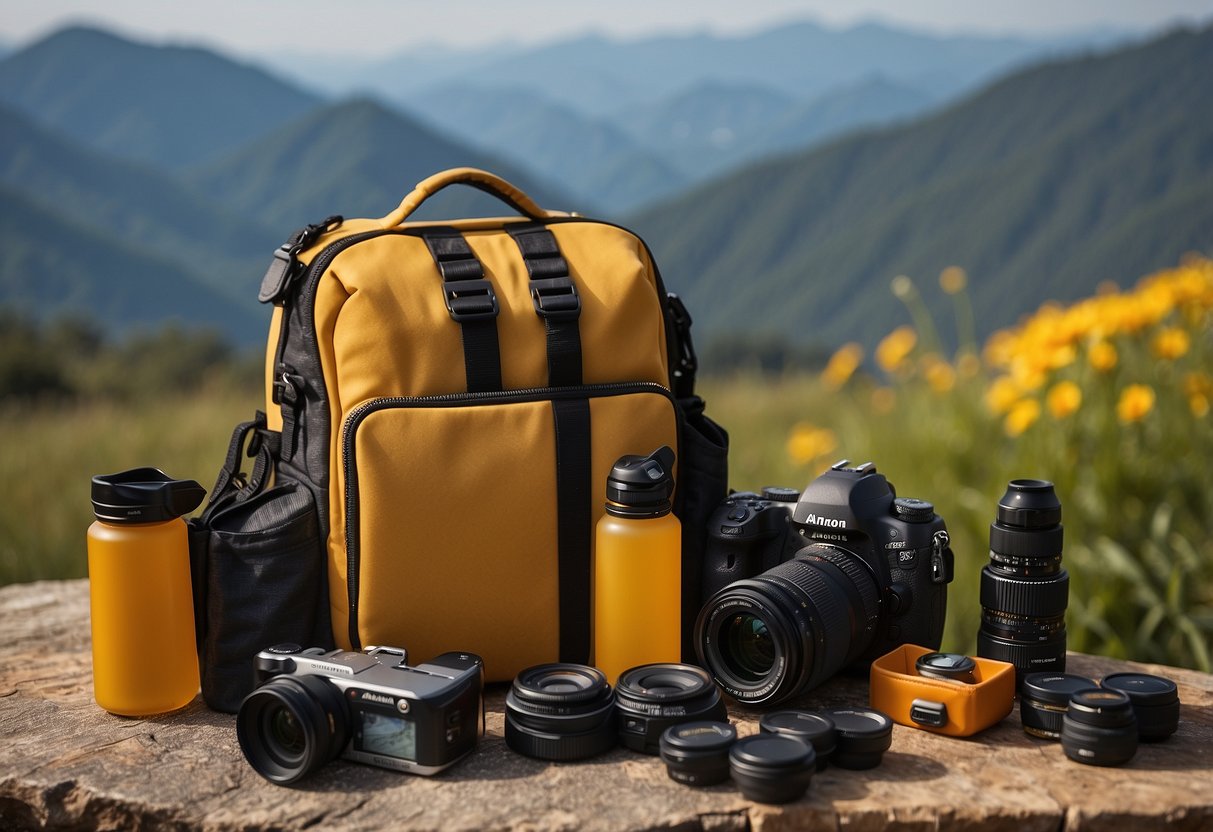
xmin=659 ymin=721 xmax=737 ymax=787
xmin=1100 ymin=673 xmax=1180 ymax=742
xmin=1061 ymin=688 xmax=1138 ymax=766
xmin=615 ymin=663 xmax=727 ymax=754
xmin=1019 ymin=672 xmax=1097 ymax=739
xmin=759 ymin=710 xmax=836 ymax=770
xmin=504 ymin=663 xmax=618 ymax=761
xmin=824 ymin=707 xmax=894 ymax=770
xmin=728 ymin=734 xmax=815 ymax=804
xmin=997 ymin=479 xmax=1062 ymax=529
xmin=236 ymin=674 xmax=349 ymax=785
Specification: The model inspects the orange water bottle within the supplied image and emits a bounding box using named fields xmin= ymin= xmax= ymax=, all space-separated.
xmin=88 ymin=468 xmax=205 ymax=716
xmin=594 ymin=446 xmax=682 ymax=683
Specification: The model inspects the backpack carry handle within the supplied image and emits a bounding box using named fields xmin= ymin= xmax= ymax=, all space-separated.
xmin=378 ymin=167 xmax=561 ymax=228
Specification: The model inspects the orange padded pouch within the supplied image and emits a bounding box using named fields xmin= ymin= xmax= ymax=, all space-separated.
xmin=870 ymin=644 xmax=1015 ymax=737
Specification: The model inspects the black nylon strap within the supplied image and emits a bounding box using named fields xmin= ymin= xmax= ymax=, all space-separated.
xmin=507 ymin=224 xmax=583 ymax=387
xmin=420 ymin=227 xmax=503 ymax=393
xmin=551 ymin=397 xmax=592 ymax=664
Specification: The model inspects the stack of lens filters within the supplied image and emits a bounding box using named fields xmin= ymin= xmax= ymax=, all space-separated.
xmin=615 ymin=663 xmax=727 ymax=754
xmin=504 ymin=664 xmax=617 ymax=761
xmin=977 ymin=479 xmax=1069 ymax=681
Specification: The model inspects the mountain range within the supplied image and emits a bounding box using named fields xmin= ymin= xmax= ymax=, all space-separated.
xmin=0 ymin=21 xmax=1208 ymax=356
xmin=627 ymin=25 xmax=1213 ymax=349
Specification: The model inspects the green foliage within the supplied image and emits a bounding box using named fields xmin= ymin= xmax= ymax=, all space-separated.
xmin=629 ymin=25 xmax=1213 ymax=352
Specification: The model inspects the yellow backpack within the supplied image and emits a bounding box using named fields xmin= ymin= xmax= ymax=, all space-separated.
xmin=191 ymin=168 xmax=728 ymax=710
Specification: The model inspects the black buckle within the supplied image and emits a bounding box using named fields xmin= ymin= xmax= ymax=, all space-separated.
xmin=272 ymin=369 xmax=302 ymax=406
xmin=531 ymin=277 xmax=581 ymax=320
xmin=444 ymin=279 xmax=500 ymax=321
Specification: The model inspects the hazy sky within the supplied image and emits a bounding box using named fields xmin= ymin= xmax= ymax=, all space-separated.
xmin=3 ymin=0 xmax=1211 ymax=56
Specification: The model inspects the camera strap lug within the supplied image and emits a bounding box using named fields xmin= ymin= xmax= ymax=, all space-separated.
xmin=931 ymin=531 xmax=954 ymax=584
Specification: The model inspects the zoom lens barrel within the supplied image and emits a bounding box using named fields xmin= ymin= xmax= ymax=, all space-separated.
xmin=236 ymin=675 xmax=350 ymax=785
xmin=695 ymin=544 xmax=880 ymax=705
xmin=977 ymin=480 xmax=1068 ymax=681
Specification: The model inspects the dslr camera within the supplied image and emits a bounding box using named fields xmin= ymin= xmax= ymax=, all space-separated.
xmin=696 ymin=460 xmax=954 ymax=705
xmin=237 ymin=644 xmax=483 ymax=785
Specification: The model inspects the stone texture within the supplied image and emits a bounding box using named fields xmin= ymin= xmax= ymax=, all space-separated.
xmin=1 ymin=579 xmax=1211 ymax=831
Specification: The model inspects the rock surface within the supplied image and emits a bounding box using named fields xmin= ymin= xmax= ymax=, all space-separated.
xmin=1 ymin=579 xmax=1211 ymax=831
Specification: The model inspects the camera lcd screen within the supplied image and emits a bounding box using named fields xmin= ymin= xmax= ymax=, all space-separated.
xmin=359 ymin=711 xmax=416 ymax=760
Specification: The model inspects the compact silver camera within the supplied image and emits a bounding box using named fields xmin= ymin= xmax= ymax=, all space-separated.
xmin=237 ymin=644 xmax=483 ymax=785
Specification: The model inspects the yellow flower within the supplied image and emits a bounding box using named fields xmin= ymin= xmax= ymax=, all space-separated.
xmin=1191 ymin=394 xmax=1210 ymax=419
xmin=821 ymin=342 xmax=863 ymax=390
xmin=1184 ymin=372 xmax=1213 ymax=398
xmin=1046 ymin=380 xmax=1083 ymax=420
xmin=956 ymin=352 xmax=982 ymax=379
xmin=939 ymin=266 xmax=967 ymax=295
xmin=1151 ymin=327 xmax=1190 ymax=360
xmin=1088 ymin=340 xmax=1118 ymax=372
xmin=1117 ymin=384 xmax=1156 ymax=423
xmin=985 ymin=376 xmax=1022 ymax=415
xmin=875 ymin=326 xmax=917 ymax=373
xmin=871 ymin=387 xmax=897 ymax=413
xmin=786 ymin=423 xmax=838 ymax=466
xmin=921 ymin=354 xmax=956 ymax=394
xmin=1004 ymin=399 xmax=1041 ymax=437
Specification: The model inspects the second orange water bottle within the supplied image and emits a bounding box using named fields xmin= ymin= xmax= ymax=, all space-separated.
xmin=594 ymin=446 xmax=682 ymax=683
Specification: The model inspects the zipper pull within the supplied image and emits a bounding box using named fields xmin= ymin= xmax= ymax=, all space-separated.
xmin=258 ymin=215 xmax=344 ymax=304
xmin=930 ymin=530 xmax=953 ymax=584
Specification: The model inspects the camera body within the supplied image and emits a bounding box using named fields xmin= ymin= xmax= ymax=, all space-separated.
xmin=239 ymin=644 xmax=483 ymax=783
xmin=697 ymin=461 xmax=955 ymax=704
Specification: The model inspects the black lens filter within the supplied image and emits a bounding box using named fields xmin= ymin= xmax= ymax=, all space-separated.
xmin=758 ymin=710 xmax=836 ymax=771
xmin=504 ymin=663 xmax=617 ymax=762
xmin=825 ymin=708 xmax=894 ymax=770
xmin=659 ymin=721 xmax=737 ymax=787
xmin=728 ymin=734 xmax=815 ymax=804
xmin=1100 ymin=673 xmax=1180 ymax=742
xmin=1019 ymin=672 xmax=1097 ymax=739
xmin=615 ymin=663 xmax=727 ymax=754
xmin=1061 ymin=688 xmax=1138 ymax=767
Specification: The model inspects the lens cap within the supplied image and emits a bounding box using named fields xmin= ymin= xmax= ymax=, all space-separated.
xmin=91 ymin=468 xmax=206 ymax=524
xmin=915 ymin=652 xmax=977 ymax=684
xmin=615 ymin=663 xmax=727 ymax=754
xmin=825 ymin=707 xmax=894 ymax=770
xmin=1061 ymin=688 xmax=1138 ymax=766
xmin=1100 ymin=673 xmax=1180 ymax=742
xmin=759 ymin=710 xmax=836 ymax=770
xmin=659 ymin=721 xmax=737 ymax=787
xmin=729 ymin=734 xmax=815 ymax=804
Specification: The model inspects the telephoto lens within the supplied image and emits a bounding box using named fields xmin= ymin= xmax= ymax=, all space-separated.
xmin=1061 ymin=688 xmax=1138 ymax=767
xmin=659 ymin=721 xmax=737 ymax=787
xmin=504 ymin=663 xmax=618 ymax=761
xmin=615 ymin=663 xmax=728 ymax=754
xmin=728 ymin=734 xmax=816 ymax=804
xmin=976 ymin=479 xmax=1069 ymax=681
xmin=759 ymin=710 xmax=836 ymax=771
xmin=1100 ymin=673 xmax=1180 ymax=742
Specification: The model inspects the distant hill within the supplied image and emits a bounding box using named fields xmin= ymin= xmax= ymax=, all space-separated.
xmin=0 ymin=26 xmax=320 ymax=169
xmin=400 ymin=85 xmax=687 ymax=215
xmin=0 ymin=186 xmax=264 ymax=343
xmin=189 ymin=97 xmax=583 ymax=230
xmin=627 ymin=26 xmax=1213 ymax=351
xmin=0 ymin=104 xmax=275 ymax=300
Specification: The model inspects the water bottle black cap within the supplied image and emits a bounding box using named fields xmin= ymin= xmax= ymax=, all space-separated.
xmin=91 ymin=467 xmax=206 ymax=524
xmin=605 ymin=446 xmax=675 ymax=517
xmin=997 ymin=479 xmax=1061 ymax=528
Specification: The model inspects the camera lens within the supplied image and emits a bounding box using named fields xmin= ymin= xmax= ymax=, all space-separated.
xmin=1100 ymin=673 xmax=1180 ymax=742
xmin=659 ymin=721 xmax=737 ymax=787
xmin=504 ymin=663 xmax=617 ymax=761
xmin=976 ymin=479 xmax=1069 ymax=681
xmin=1019 ymin=672 xmax=1097 ymax=739
xmin=824 ymin=707 xmax=894 ymax=770
xmin=615 ymin=663 xmax=727 ymax=754
xmin=237 ymin=675 xmax=349 ymax=785
xmin=695 ymin=543 xmax=880 ymax=705
xmin=728 ymin=735 xmax=816 ymax=804
xmin=1061 ymin=688 xmax=1138 ymax=767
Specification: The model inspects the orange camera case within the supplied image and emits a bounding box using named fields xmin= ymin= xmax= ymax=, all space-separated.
xmin=869 ymin=644 xmax=1016 ymax=737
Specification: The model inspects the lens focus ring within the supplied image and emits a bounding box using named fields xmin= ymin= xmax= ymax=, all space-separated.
xmin=980 ymin=566 xmax=1069 ymax=618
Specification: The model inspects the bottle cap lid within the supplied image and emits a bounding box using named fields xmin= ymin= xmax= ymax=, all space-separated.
xmin=91 ymin=468 xmax=206 ymax=524
xmin=605 ymin=446 xmax=675 ymax=517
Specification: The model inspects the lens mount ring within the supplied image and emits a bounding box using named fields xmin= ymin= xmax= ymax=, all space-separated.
xmin=510 ymin=663 xmax=611 ymax=706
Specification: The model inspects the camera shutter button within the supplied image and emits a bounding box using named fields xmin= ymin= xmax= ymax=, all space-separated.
xmin=894 ymin=498 xmax=935 ymax=523
xmin=727 ymin=507 xmax=749 ymax=522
